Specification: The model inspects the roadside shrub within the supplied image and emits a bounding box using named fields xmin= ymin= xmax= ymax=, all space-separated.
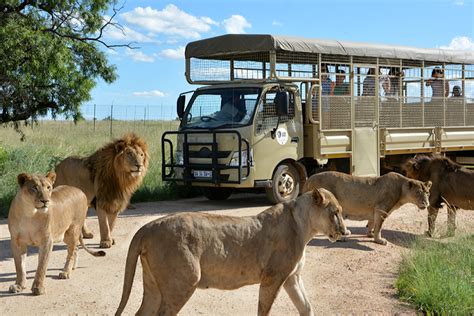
xmin=396 ymin=235 xmax=474 ymax=314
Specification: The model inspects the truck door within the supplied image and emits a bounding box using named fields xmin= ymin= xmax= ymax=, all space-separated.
xmin=252 ymin=86 xmax=303 ymax=202
xmin=352 ymin=65 xmax=380 ymax=176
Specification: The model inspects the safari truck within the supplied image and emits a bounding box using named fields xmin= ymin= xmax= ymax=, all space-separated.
xmin=162 ymin=34 xmax=474 ymax=203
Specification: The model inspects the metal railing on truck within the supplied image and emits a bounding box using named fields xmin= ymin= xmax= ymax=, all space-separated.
xmin=162 ymin=130 xmax=250 ymax=184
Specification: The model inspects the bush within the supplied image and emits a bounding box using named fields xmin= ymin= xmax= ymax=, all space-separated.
xmin=396 ymin=235 xmax=474 ymax=314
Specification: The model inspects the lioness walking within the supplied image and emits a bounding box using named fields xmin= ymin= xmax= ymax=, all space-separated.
xmin=303 ymin=171 xmax=431 ymax=245
xmin=116 ymin=189 xmax=347 ymax=316
xmin=8 ymin=172 xmax=105 ymax=295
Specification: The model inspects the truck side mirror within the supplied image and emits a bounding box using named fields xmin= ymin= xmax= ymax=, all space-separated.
xmin=275 ymin=91 xmax=289 ymax=116
xmin=177 ymin=95 xmax=186 ymax=119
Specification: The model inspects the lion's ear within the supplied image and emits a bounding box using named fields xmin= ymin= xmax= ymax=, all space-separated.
xmin=115 ymin=141 xmax=125 ymax=153
xmin=424 ymin=181 xmax=432 ymax=190
xmin=412 ymin=161 xmax=419 ymax=170
xmin=312 ymin=189 xmax=326 ymax=206
xmin=407 ymin=180 xmax=415 ymax=189
xmin=17 ymin=173 xmax=31 ymax=187
xmin=46 ymin=171 xmax=56 ymax=184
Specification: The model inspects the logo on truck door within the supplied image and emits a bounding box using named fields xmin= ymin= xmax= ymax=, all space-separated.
xmin=275 ymin=127 xmax=288 ymax=145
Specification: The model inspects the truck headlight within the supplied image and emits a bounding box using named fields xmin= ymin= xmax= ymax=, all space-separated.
xmin=229 ymin=150 xmax=248 ymax=167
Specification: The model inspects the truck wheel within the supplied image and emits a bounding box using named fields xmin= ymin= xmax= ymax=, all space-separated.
xmin=265 ymin=163 xmax=300 ymax=204
xmin=201 ymin=187 xmax=233 ymax=200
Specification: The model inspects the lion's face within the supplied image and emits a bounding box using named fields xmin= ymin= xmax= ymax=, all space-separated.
xmin=115 ymin=143 xmax=148 ymax=177
xmin=311 ymin=189 xmax=347 ymax=242
xmin=17 ymin=172 xmax=56 ymax=212
xmin=403 ymin=156 xmax=431 ymax=181
xmin=404 ymin=180 xmax=431 ymax=209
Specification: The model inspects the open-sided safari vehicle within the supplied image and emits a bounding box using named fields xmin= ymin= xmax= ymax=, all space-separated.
xmin=162 ymin=34 xmax=474 ymax=203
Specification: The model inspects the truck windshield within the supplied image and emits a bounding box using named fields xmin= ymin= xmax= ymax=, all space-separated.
xmin=181 ymin=87 xmax=261 ymax=129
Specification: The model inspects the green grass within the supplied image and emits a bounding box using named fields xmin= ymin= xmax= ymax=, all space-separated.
xmin=396 ymin=235 xmax=474 ymax=315
xmin=0 ymin=119 xmax=198 ymax=217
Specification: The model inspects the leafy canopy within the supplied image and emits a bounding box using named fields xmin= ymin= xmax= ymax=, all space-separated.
xmin=0 ymin=0 xmax=125 ymax=126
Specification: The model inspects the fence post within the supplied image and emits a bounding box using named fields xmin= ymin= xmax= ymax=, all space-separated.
xmin=110 ymin=102 xmax=114 ymax=138
xmin=93 ymin=104 xmax=96 ymax=133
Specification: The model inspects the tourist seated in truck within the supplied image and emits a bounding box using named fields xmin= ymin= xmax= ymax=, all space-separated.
xmin=333 ymin=69 xmax=350 ymax=95
xmin=362 ymin=68 xmax=391 ymax=97
xmin=451 ymin=85 xmax=462 ymax=98
xmin=426 ymin=67 xmax=449 ymax=98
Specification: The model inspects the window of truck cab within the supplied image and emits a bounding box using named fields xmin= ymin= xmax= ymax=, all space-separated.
xmin=181 ymin=87 xmax=261 ymax=129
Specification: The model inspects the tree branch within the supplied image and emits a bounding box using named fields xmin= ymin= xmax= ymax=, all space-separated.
xmin=1 ymin=100 xmax=58 ymax=124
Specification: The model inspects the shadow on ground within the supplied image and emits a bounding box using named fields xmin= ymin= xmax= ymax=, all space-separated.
xmin=120 ymin=193 xmax=271 ymax=218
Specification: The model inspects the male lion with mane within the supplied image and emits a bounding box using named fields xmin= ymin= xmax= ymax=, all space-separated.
xmin=115 ymin=189 xmax=347 ymax=316
xmin=55 ymin=133 xmax=149 ymax=248
xmin=403 ymin=154 xmax=474 ymax=237
xmin=8 ymin=172 xmax=105 ymax=295
xmin=303 ymin=171 xmax=432 ymax=245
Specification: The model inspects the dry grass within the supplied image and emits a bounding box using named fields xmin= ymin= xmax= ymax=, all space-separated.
xmin=0 ymin=119 xmax=183 ymax=217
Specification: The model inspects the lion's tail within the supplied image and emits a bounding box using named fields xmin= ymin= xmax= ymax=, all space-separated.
xmin=115 ymin=230 xmax=142 ymax=316
xmin=79 ymin=235 xmax=106 ymax=257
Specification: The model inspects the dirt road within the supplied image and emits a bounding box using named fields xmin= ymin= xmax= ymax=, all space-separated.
xmin=1 ymin=193 xmax=473 ymax=315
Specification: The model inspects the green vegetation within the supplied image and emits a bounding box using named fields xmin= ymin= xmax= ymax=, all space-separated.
xmin=396 ymin=235 xmax=474 ymax=315
xmin=0 ymin=0 xmax=120 ymax=126
xmin=0 ymin=120 xmax=197 ymax=217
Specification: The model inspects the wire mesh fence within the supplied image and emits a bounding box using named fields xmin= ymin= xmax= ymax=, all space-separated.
xmin=34 ymin=104 xmax=179 ymax=138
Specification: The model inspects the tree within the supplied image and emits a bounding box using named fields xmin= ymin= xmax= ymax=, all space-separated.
xmin=0 ymin=0 xmax=129 ymax=126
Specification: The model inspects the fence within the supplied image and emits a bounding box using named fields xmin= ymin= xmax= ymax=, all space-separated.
xmin=35 ymin=104 xmax=179 ymax=138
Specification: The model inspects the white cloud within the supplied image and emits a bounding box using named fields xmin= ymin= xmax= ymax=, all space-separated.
xmin=133 ymin=90 xmax=165 ymax=97
xmin=453 ymin=1 xmax=464 ymax=5
xmin=105 ymin=48 xmax=119 ymax=55
xmin=222 ymin=15 xmax=251 ymax=34
xmin=104 ymin=25 xmax=158 ymax=43
xmin=121 ymin=5 xmax=217 ymax=39
xmin=159 ymin=46 xmax=185 ymax=59
xmin=440 ymin=36 xmax=474 ymax=50
xmin=125 ymin=49 xmax=155 ymax=62
xmin=272 ymin=20 xmax=283 ymax=27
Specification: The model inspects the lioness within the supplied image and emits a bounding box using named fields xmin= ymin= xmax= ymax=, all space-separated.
xmin=303 ymin=171 xmax=431 ymax=245
xmin=116 ymin=189 xmax=346 ymax=316
xmin=404 ymin=154 xmax=474 ymax=237
xmin=54 ymin=133 xmax=149 ymax=248
xmin=8 ymin=172 xmax=105 ymax=295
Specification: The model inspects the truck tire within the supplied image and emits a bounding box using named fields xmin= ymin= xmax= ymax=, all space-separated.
xmin=201 ymin=187 xmax=233 ymax=200
xmin=265 ymin=163 xmax=300 ymax=204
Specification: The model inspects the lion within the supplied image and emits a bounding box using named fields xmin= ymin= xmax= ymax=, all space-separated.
xmin=303 ymin=171 xmax=432 ymax=245
xmin=8 ymin=172 xmax=105 ymax=295
xmin=115 ymin=189 xmax=347 ymax=316
xmin=403 ymin=154 xmax=474 ymax=237
xmin=54 ymin=133 xmax=149 ymax=248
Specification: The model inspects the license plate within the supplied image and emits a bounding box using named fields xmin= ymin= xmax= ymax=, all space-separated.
xmin=193 ymin=170 xmax=212 ymax=178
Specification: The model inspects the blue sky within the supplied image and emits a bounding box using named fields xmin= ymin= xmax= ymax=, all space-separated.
xmin=90 ymin=0 xmax=474 ymax=119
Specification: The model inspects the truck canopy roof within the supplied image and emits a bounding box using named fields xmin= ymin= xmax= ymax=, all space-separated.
xmin=185 ymin=34 xmax=474 ymax=64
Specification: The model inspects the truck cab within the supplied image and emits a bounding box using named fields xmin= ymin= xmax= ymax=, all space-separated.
xmin=163 ymin=82 xmax=306 ymax=203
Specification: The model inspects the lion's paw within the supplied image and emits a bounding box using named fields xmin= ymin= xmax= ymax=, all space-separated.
xmin=343 ymin=229 xmax=352 ymax=236
xmin=59 ymin=272 xmax=70 ymax=279
xmin=374 ymin=238 xmax=388 ymax=245
xmin=82 ymin=231 xmax=94 ymax=239
xmin=100 ymin=240 xmax=113 ymax=248
xmin=32 ymin=286 xmax=45 ymax=296
xmin=9 ymin=284 xmax=25 ymax=293
xmin=424 ymin=230 xmax=434 ymax=238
